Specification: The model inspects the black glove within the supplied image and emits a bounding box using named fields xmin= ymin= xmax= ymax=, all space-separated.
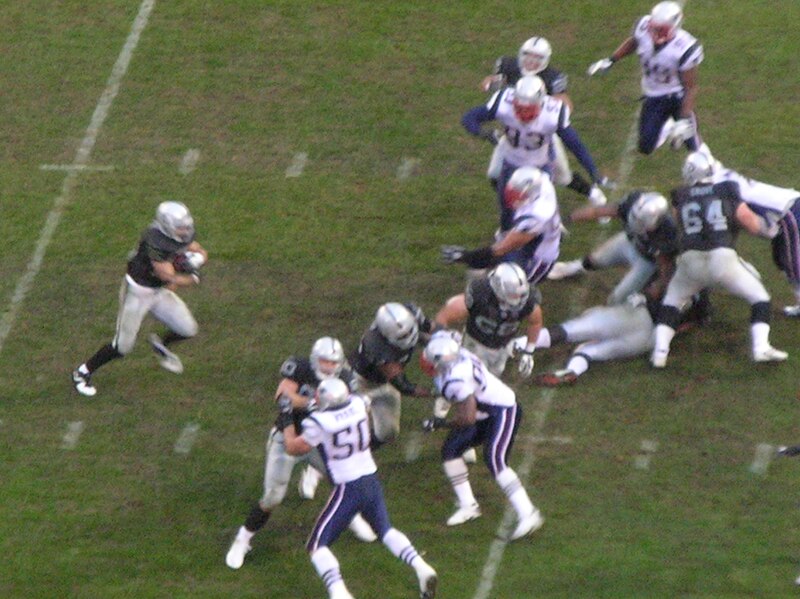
xmin=480 ymin=129 xmax=501 ymax=146
xmin=404 ymin=302 xmax=432 ymax=334
xmin=777 ymin=445 xmax=800 ymax=457
xmin=421 ymin=417 xmax=448 ymax=432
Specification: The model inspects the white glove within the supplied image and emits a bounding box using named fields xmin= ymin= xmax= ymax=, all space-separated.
xmin=587 ymin=57 xmax=614 ymax=76
xmin=441 ymin=245 xmax=466 ymax=264
xmin=669 ymin=119 xmax=694 ymax=149
xmin=518 ymin=350 xmax=535 ymax=378
xmin=625 ymin=293 xmax=647 ymax=308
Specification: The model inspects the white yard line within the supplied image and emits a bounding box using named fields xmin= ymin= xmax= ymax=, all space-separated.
xmin=749 ymin=442 xmax=774 ymax=476
xmin=178 ymin=148 xmax=201 ymax=175
xmin=634 ymin=439 xmax=660 ymax=470
xmin=285 ymin=152 xmax=308 ymax=178
xmin=174 ymin=422 xmax=201 ymax=455
xmin=0 ymin=0 xmax=156 ymax=356
xmin=396 ymin=157 xmax=420 ymax=181
xmin=61 ymin=421 xmax=85 ymax=450
xmin=39 ymin=164 xmax=115 ymax=172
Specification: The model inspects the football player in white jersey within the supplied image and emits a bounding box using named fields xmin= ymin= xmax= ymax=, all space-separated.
xmin=284 ymin=379 xmax=438 ymax=599
xmin=709 ymin=162 xmax=800 ymax=316
xmin=462 ymin=74 xmax=606 ymax=232
xmin=587 ymin=1 xmax=711 ymax=157
xmin=420 ymin=333 xmax=543 ymax=541
xmin=442 ymin=166 xmax=562 ymax=285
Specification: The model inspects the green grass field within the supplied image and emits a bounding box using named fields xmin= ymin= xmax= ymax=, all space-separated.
xmin=2 ymin=1 xmax=800 ymax=597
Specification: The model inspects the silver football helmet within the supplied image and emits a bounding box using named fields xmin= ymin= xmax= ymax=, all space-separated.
xmin=627 ymin=192 xmax=670 ymax=236
xmin=682 ymin=152 xmax=714 ymax=186
xmin=310 ymin=336 xmax=345 ymax=380
xmin=513 ymin=75 xmax=547 ymax=123
xmin=488 ymin=263 xmax=530 ymax=310
xmin=649 ymin=1 xmax=683 ymax=44
xmin=518 ymin=37 xmax=552 ymax=76
xmin=374 ymin=303 xmax=419 ymax=350
xmin=422 ymin=333 xmax=461 ymax=374
xmin=504 ymin=166 xmax=544 ymax=210
xmin=155 ymin=201 xmax=195 ymax=243
xmin=316 ymin=378 xmax=350 ymax=411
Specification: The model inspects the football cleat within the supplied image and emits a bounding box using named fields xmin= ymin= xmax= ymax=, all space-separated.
xmin=752 ymin=346 xmax=788 ymax=363
xmin=149 ymin=334 xmax=184 ymax=374
xmin=298 ymin=465 xmax=323 ymax=500
xmin=588 ymin=185 xmax=607 ymax=207
xmin=348 ymin=513 xmax=377 ymax=542
xmin=509 ymin=509 xmax=544 ymax=541
xmin=446 ymin=503 xmax=481 ymax=526
xmin=783 ymin=305 xmax=800 ymax=317
xmin=72 ymin=367 xmax=97 ymax=397
xmin=534 ymin=370 xmax=578 ymax=387
xmin=546 ymin=260 xmax=585 ymax=281
xmin=416 ymin=562 xmax=438 ymax=599
xmin=462 ymin=448 xmax=478 ymax=464
xmin=225 ymin=536 xmax=251 ymax=570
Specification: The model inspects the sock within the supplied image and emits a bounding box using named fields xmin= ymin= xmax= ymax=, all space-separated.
xmin=566 ymin=354 xmax=590 ymax=376
xmin=653 ymin=324 xmax=676 ymax=356
xmin=244 ymin=504 xmax=270 ymax=533
xmin=382 ymin=528 xmax=419 ymax=564
xmin=566 ymin=173 xmax=592 ymax=196
xmin=751 ymin=322 xmax=770 ymax=351
xmin=162 ymin=331 xmax=190 ymax=346
xmin=535 ymin=328 xmax=551 ymax=349
xmin=443 ymin=458 xmax=476 ymax=507
xmin=496 ymin=468 xmax=534 ymax=517
xmin=85 ymin=343 xmax=123 ymax=372
xmin=310 ymin=547 xmax=346 ymax=595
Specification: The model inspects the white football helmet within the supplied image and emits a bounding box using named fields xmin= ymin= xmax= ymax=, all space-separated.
xmin=513 ymin=75 xmax=546 ymax=123
xmin=422 ymin=333 xmax=461 ymax=374
xmin=504 ymin=166 xmax=544 ymax=210
xmin=627 ymin=192 xmax=670 ymax=236
xmin=649 ymin=1 xmax=683 ymax=44
xmin=310 ymin=336 xmax=345 ymax=380
xmin=316 ymin=378 xmax=350 ymax=411
xmin=155 ymin=201 xmax=195 ymax=243
xmin=682 ymin=152 xmax=714 ymax=186
xmin=518 ymin=37 xmax=552 ymax=76
xmin=488 ymin=263 xmax=530 ymax=310
xmin=374 ymin=303 xmax=419 ymax=350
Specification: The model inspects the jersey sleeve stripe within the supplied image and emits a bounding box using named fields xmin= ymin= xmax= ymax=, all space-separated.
xmin=678 ymin=41 xmax=702 ymax=67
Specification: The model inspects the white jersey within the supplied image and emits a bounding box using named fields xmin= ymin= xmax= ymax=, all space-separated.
xmin=633 ymin=16 xmax=703 ymax=97
xmin=433 ymin=348 xmax=516 ymax=415
xmin=300 ymin=395 xmax=376 ymax=485
xmin=508 ymin=176 xmax=562 ymax=263
xmin=712 ymin=168 xmax=800 ymax=217
xmin=489 ymin=88 xmax=569 ymax=168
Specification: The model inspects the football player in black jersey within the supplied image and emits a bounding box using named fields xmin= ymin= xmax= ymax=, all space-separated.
xmin=72 ymin=202 xmax=207 ymax=397
xmin=348 ymin=302 xmax=433 ymax=446
xmin=651 ymin=152 xmax=786 ymax=367
xmin=434 ymin=263 xmax=542 ymax=378
xmin=480 ymin=36 xmax=607 ymax=206
xmin=548 ymin=190 xmax=681 ymax=304
xmin=225 ymin=337 xmax=376 ymax=571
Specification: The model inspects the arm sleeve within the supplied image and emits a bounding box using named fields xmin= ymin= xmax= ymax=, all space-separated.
xmin=558 ymin=125 xmax=599 ymax=182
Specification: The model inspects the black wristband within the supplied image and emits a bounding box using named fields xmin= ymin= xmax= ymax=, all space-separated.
xmin=389 ymin=373 xmax=417 ymax=395
xmin=462 ymin=246 xmax=498 ymax=269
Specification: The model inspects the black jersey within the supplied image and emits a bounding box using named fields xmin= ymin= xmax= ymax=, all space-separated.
xmin=493 ymin=55 xmax=568 ymax=95
xmin=348 ymin=328 xmax=414 ymax=385
xmin=464 ymin=278 xmax=540 ymax=349
xmin=617 ymin=191 xmax=681 ymax=260
xmin=127 ymin=224 xmax=194 ymax=287
xmin=273 ymin=355 xmax=355 ymax=431
xmin=671 ymin=181 xmax=742 ymax=252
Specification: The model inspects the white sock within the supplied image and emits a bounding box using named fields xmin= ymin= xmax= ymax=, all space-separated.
xmin=751 ymin=322 xmax=771 ymax=351
xmin=382 ymin=527 xmax=421 ymax=566
xmin=653 ymin=324 xmax=676 ymax=356
xmin=78 ymin=363 xmax=90 ymax=375
xmin=443 ymin=458 xmax=476 ymax=507
xmin=566 ymin=354 xmax=589 ymax=376
xmin=236 ymin=525 xmax=255 ymax=544
xmin=310 ymin=547 xmax=346 ymax=594
xmin=535 ymin=328 xmax=551 ymax=349
xmin=496 ymin=468 xmax=534 ymax=517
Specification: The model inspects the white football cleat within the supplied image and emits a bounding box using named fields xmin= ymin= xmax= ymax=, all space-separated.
xmin=509 ymin=509 xmax=544 ymax=541
xmin=298 ymin=465 xmax=323 ymax=500
xmin=225 ymin=536 xmax=251 ymax=570
xmin=149 ymin=334 xmax=184 ymax=374
xmin=588 ymin=185 xmax=607 ymax=207
xmin=446 ymin=503 xmax=481 ymax=526
xmin=462 ymin=448 xmax=478 ymax=464
xmin=753 ymin=346 xmax=788 ymax=363
xmin=72 ymin=367 xmax=97 ymax=397
xmin=546 ymin=260 xmax=585 ymax=281
xmin=348 ymin=513 xmax=377 ymax=542
xmin=416 ymin=561 xmax=438 ymax=599
xmin=783 ymin=305 xmax=800 ymax=317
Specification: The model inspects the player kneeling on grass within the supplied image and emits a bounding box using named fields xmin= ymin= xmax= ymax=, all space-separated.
xmin=421 ymin=332 xmax=543 ymax=540
xmin=72 ymin=201 xmax=207 ymax=397
xmin=284 ymin=378 xmax=438 ymax=599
